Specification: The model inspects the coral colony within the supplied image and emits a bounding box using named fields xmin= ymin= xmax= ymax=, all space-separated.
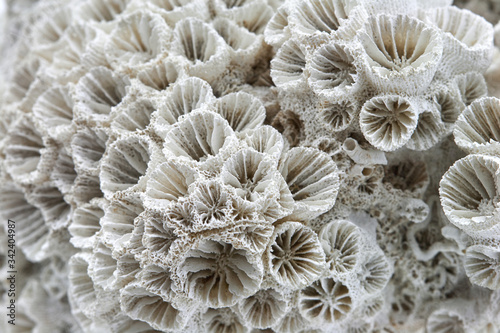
xmin=1 ymin=0 xmax=500 ymax=332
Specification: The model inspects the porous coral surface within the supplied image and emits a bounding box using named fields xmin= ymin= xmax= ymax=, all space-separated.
xmin=0 ymin=0 xmax=500 ymax=332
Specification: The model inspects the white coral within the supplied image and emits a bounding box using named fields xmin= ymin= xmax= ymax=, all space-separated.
xmin=439 ymin=154 xmax=500 ymax=239
xmin=318 ymin=220 xmax=363 ymax=276
xmin=359 ymin=94 xmax=419 ymax=151
xmin=298 ymin=277 xmax=353 ymax=326
xmin=105 ymin=11 xmax=171 ymax=72
xmin=162 ymin=110 xmax=239 ymax=169
xmin=465 ymin=243 xmax=500 ymax=290
xmin=454 ymin=97 xmax=500 ymax=155
xmin=279 ymin=147 xmax=340 ymax=220
xmin=0 ymin=0 xmax=498 ymax=332
xmin=267 ymin=222 xmax=326 ymax=290
xmin=221 ymin=148 xmax=293 ymax=221
xmin=176 ymin=239 xmax=263 ymax=307
xmin=357 ymin=14 xmax=443 ymax=95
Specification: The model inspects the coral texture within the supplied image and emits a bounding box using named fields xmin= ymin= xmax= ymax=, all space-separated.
xmin=0 ymin=0 xmax=500 ymax=332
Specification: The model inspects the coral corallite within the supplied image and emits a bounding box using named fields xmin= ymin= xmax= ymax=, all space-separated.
xmin=1 ymin=0 xmax=500 ymax=332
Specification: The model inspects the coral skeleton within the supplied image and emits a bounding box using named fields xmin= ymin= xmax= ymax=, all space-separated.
xmin=0 ymin=0 xmax=500 ymax=332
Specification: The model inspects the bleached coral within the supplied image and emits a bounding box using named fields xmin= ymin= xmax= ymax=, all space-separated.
xmin=0 ymin=0 xmax=499 ymax=332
